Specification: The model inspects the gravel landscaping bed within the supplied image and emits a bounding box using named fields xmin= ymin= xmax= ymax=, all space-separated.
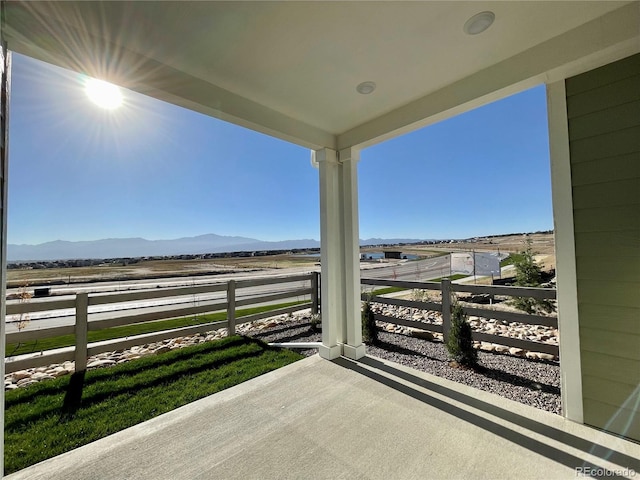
xmin=249 ymin=317 xmax=561 ymax=415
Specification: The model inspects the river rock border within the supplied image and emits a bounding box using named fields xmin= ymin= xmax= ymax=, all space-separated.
xmin=371 ymin=302 xmax=558 ymax=361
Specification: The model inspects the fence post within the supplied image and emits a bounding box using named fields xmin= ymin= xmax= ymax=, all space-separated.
xmin=227 ymin=280 xmax=236 ymax=336
xmin=311 ymin=271 xmax=319 ymax=315
xmin=441 ymin=279 xmax=451 ymax=344
xmin=75 ymin=293 xmax=88 ymax=372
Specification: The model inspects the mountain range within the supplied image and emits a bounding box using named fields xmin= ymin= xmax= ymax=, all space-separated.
xmin=8 ymin=233 xmax=425 ymax=261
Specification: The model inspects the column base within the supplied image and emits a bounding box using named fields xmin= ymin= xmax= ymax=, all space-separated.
xmin=343 ymin=343 xmax=366 ymax=360
xmin=319 ymin=344 xmax=342 ymax=360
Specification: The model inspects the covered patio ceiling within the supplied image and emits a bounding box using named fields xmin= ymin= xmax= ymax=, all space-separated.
xmin=4 ymin=1 xmax=638 ymax=150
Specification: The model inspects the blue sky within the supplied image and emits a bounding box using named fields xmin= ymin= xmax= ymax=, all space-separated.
xmin=8 ymin=53 xmax=552 ymax=245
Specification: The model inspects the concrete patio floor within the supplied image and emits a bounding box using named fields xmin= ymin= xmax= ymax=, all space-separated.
xmin=7 ymin=354 xmax=639 ymax=480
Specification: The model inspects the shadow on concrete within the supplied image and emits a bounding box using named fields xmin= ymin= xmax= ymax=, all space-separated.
xmin=335 ymin=356 xmax=639 ymax=480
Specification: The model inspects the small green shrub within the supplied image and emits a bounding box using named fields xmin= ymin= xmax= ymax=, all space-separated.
xmin=446 ymin=301 xmax=478 ymax=368
xmin=361 ymin=300 xmax=378 ymax=344
xmin=511 ymin=239 xmax=554 ymax=314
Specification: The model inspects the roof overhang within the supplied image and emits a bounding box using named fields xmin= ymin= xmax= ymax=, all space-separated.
xmin=4 ymin=1 xmax=640 ymax=150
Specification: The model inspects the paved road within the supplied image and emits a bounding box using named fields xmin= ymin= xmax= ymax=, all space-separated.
xmin=7 ymin=256 xmax=451 ymax=333
xmin=360 ymin=255 xmax=451 ymax=282
xmin=8 ymin=268 xmax=314 ymax=296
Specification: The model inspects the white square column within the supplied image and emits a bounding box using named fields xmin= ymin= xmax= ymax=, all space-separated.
xmin=339 ymin=147 xmax=365 ymax=360
xmin=317 ymin=148 xmax=343 ymax=359
xmin=316 ymin=147 xmax=365 ymax=360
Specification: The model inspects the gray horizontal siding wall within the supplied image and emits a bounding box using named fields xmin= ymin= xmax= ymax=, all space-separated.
xmin=566 ymin=53 xmax=640 ymax=442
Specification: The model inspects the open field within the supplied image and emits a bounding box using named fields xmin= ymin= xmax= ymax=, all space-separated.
xmin=407 ymin=232 xmax=556 ymax=272
xmin=7 ymin=254 xmax=319 ymax=288
xmin=406 ymin=232 xmax=555 ymax=255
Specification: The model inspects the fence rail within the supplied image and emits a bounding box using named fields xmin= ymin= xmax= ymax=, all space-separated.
xmin=5 ymin=272 xmax=319 ymax=374
xmin=362 ymin=277 xmax=558 ymax=356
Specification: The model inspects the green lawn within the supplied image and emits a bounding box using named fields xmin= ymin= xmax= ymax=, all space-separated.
xmin=500 ymin=253 xmax=523 ymax=267
xmin=365 ymin=279 xmax=469 ymax=297
xmin=368 ymin=286 xmax=408 ymax=296
xmin=7 ymin=301 xmax=306 ymax=357
xmin=4 ymin=335 xmax=303 ymax=474
xmin=428 ymin=274 xmax=468 ymax=282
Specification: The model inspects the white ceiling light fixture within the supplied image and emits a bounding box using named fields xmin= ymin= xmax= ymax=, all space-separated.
xmin=463 ymin=11 xmax=495 ymax=35
xmin=356 ymin=81 xmax=376 ymax=95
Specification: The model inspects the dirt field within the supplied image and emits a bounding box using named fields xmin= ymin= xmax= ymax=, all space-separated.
xmin=405 ymin=232 xmax=555 ymax=255
xmin=394 ymin=232 xmax=556 ymax=273
xmin=7 ymin=254 xmax=320 ymax=288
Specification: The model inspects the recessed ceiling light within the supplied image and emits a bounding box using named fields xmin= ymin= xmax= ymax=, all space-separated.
xmin=356 ymin=81 xmax=376 ymax=95
xmin=463 ymin=11 xmax=495 ymax=35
